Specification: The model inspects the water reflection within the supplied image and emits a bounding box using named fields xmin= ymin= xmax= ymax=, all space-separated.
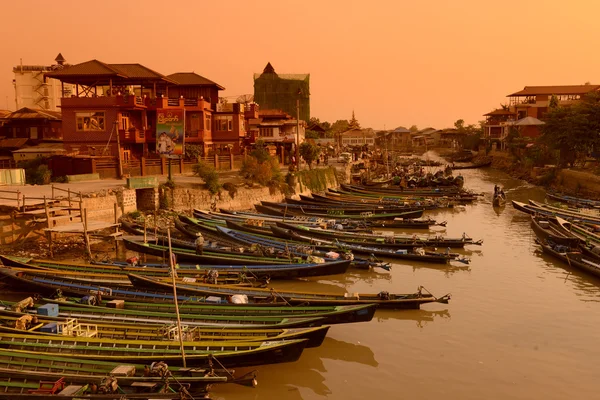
xmin=318 ymin=337 xmax=378 ymax=367
xmin=534 ymin=247 xmax=600 ymax=300
xmin=375 ymin=308 xmax=451 ymax=328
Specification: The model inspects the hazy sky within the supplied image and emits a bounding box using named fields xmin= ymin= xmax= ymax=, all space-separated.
xmin=2 ymin=0 xmax=599 ymax=130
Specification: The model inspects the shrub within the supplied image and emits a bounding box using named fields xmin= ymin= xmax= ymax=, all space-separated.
xmin=18 ymin=158 xmax=52 ymax=185
xmin=240 ymin=155 xmax=282 ymax=187
xmin=299 ymin=142 xmax=320 ymax=169
xmin=222 ymin=182 xmax=238 ymax=199
xmin=193 ymin=160 xmax=221 ymax=195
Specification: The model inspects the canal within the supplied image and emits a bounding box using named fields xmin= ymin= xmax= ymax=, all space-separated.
xmin=213 ymin=166 xmax=600 ymax=400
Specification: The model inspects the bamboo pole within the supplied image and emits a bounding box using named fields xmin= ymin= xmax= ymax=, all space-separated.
xmin=167 ymin=228 xmax=186 ymax=368
xmin=43 ymin=196 xmax=51 ymax=229
xmin=83 ymin=208 xmax=92 ymax=259
xmin=143 ymin=218 xmax=147 ymax=244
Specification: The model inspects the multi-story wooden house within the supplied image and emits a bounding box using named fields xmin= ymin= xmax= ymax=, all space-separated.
xmin=45 ymin=60 xmax=239 ymax=159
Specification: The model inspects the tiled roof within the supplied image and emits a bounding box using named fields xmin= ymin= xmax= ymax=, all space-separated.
xmin=392 ymin=126 xmax=410 ymax=133
xmin=46 ymin=59 xmax=175 ymax=83
xmin=507 ymin=85 xmax=600 ymax=96
xmin=167 ymin=73 xmax=225 ymax=89
xmin=484 ymin=109 xmax=516 ymax=116
xmin=46 ymin=59 xmax=121 ymax=77
xmin=3 ymin=107 xmax=61 ymax=120
xmin=253 ymin=73 xmax=309 ymax=81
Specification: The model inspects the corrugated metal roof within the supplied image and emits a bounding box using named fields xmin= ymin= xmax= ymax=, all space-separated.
xmin=167 ymin=72 xmax=225 ymax=89
xmin=12 ymin=146 xmax=66 ymax=153
xmin=507 ymin=85 xmax=600 ymax=96
xmin=3 ymin=107 xmax=61 ymax=120
xmin=0 ymin=138 xmax=28 ymax=148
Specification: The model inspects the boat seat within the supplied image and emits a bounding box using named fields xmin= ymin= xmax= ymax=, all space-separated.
xmin=58 ymin=385 xmax=84 ymax=396
xmin=28 ymin=377 xmax=65 ymax=394
xmin=131 ymin=381 xmax=160 ymax=392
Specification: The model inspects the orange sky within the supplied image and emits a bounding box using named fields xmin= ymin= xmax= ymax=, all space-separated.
xmin=1 ymin=0 xmax=599 ymax=130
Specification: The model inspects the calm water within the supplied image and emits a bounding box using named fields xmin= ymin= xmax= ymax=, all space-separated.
xmin=211 ymin=167 xmax=600 ymax=400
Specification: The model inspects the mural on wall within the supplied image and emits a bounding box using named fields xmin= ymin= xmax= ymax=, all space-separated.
xmin=156 ymin=109 xmax=185 ymax=157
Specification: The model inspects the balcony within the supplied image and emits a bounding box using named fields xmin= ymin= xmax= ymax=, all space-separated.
xmin=119 ymin=128 xmax=147 ymax=143
xmin=61 ymin=95 xmax=147 ymax=109
xmin=61 ymin=95 xmax=211 ymax=110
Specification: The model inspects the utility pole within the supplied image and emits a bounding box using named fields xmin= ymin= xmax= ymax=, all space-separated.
xmin=115 ymin=121 xmax=123 ymax=178
xmin=296 ymin=89 xmax=301 ymax=170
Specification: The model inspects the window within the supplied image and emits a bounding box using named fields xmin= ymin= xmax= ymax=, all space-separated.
xmin=215 ymin=115 xmax=233 ymax=131
xmin=76 ymin=112 xmax=105 ymax=131
xmin=30 ymin=127 xmax=38 ymax=139
xmin=260 ymin=128 xmax=274 ymax=137
xmin=205 ymin=114 xmax=211 ymax=131
xmin=120 ymin=112 xmax=130 ymax=130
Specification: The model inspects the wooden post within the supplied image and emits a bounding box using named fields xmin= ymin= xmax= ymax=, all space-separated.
xmin=83 ymin=208 xmax=92 ymax=259
xmin=21 ymin=195 xmax=26 ymax=212
xmin=43 ymin=196 xmax=51 ymax=229
xmin=229 ymin=151 xmax=234 ymax=170
xmin=51 ymin=185 xmax=55 ymax=200
xmin=214 ymin=154 xmax=219 ymax=170
xmin=46 ymin=231 xmax=53 ymax=258
xmin=179 ymin=157 xmax=184 ymax=174
xmin=167 ymin=227 xmax=187 ymax=368
xmin=67 ymin=188 xmax=72 ymax=221
xmin=143 ymin=218 xmax=147 ymax=244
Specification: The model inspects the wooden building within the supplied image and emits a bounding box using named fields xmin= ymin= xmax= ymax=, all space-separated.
xmin=45 ymin=60 xmax=239 ymax=159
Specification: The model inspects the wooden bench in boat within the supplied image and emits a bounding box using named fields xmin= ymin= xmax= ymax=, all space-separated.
xmin=58 ymin=385 xmax=84 ymax=396
xmin=28 ymin=377 xmax=65 ymax=394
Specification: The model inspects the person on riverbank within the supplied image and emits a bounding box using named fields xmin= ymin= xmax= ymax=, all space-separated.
xmin=195 ymin=233 xmax=205 ymax=255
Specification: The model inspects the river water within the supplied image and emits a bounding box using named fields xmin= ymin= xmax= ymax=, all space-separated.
xmin=212 ymin=166 xmax=600 ymax=400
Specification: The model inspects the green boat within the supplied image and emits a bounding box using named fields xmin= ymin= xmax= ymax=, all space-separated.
xmin=0 ymin=309 xmax=330 ymax=348
xmin=128 ymin=273 xmax=450 ymax=309
xmin=0 ymin=332 xmax=309 ymax=368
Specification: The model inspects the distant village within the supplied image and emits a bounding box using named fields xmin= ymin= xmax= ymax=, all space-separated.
xmin=0 ymin=53 xmax=597 ymax=181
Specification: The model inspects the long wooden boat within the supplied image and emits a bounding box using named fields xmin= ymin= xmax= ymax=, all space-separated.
xmin=128 ymin=273 xmax=451 ymax=309
xmin=277 ymin=199 xmax=427 ymax=213
xmin=0 ymin=368 xmax=216 ymax=396
xmin=492 ymin=192 xmax=506 ymax=207
xmin=0 ymin=309 xmax=330 ymax=348
xmin=123 ymin=238 xmax=302 ymax=265
xmin=0 ymin=254 xmax=351 ymax=281
xmin=269 ymin=226 xmax=457 ymax=264
xmin=212 ymin=225 xmax=388 ymax=271
xmin=538 ymin=241 xmax=600 ymax=278
xmin=529 ymin=200 xmax=600 ymax=221
xmin=0 ymin=332 xmax=309 ymax=368
xmin=512 ymin=201 xmax=600 ymax=225
xmin=450 ymin=161 xmax=492 ymax=170
xmin=0 ymin=348 xmax=246 ymax=384
xmin=255 ymin=204 xmax=424 ymax=221
xmin=546 ymin=191 xmax=600 ymax=208
xmin=530 ymin=216 xmax=580 ymax=247
xmin=0 ymin=269 xmax=334 ymax=326
xmin=43 ymin=299 xmax=375 ymax=326
xmin=275 ymin=222 xmax=479 ymax=248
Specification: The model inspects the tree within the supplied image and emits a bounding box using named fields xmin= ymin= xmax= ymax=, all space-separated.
xmin=409 ymin=125 xmax=419 ymax=133
xmin=299 ymin=142 xmax=320 ymax=169
xmin=454 ymin=119 xmax=465 ymax=130
xmin=541 ymin=92 xmax=600 ymax=167
xmin=330 ymin=120 xmax=350 ymax=134
xmin=192 ymin=160 xmax=221 ymax=194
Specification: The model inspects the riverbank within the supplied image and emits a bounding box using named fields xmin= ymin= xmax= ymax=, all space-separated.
xmin=472 ymin=150 xmax=600 ymax=200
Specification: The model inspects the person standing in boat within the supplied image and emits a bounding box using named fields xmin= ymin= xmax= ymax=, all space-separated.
xmin=195 ymin=233 xmax=205 ymax=255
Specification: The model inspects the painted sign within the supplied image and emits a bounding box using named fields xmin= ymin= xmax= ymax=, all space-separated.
xmin=156 ymin=109 xmax=185 ymax=157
